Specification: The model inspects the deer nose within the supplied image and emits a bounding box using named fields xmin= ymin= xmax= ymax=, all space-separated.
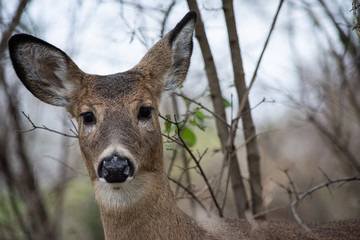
xmin=97 ymin=154 xmax=134 ymax=183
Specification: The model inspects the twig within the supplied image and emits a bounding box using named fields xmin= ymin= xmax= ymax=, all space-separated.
xmin=252 ymin=205 xmax=289 ymax=219
xmin=232 ymin=98 xmax=274 ymax=123
xmin=168 ymin=177 xmax=209 ymax=216
xmin=20 ymin=112 xmax=78 ymax=138
xmin=318 ymin=167 xmax=334 ymax=198
xmin=41 ymin=155 xmax=88 ymax=176
xmin=237 ymin=0 xmax=285 ymax=123
xmin=273 ymin=178 xmax=293 ymax=197
xmin=160 ymin=113 xmax=222 ymax=215
xmin=173 ymin=93 xmax=231 ymax=129
xmin=169 ymin=114 xmax=223 ymax=217
xmin=168 ymin=91 xmax=194 ymax=207
xmin=0 ymin=0 xmax=30 ymax=56
xmin=283 ymin=169 xmax=299 ymax=201
xmin=249 ymin=0 xmax=284 ymax=92
xmin=290 ymin=175 xmax=360 ymax=232
xmin=160 ymin=0 xmax=177 ymax=38
xmin=161 ymin=132 xmax=183 ymax=146
xmin=220 ymin=153 xmax=232 ymax=211
xmin=308 ymin=113 xmax=360 ymax=172
xmin=235 ymin=129 xmax=278 ymax=152
xmin=352 ymin=1 xmax=360 ymax=39
xmin=69 ymin=118 xmax=78 ymax=136
xmin=254 ymin=175 xmax=360 ymax=221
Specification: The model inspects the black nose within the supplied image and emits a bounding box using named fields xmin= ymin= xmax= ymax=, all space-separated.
xmin=97 ymin=154 xmax=134 ymax=183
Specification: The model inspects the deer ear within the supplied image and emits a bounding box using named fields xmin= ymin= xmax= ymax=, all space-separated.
xmin=163 ymin=11 xmax=197 ymax=91
xmin=8 ymin=34 xmax=83 ymax=107
xmin=136 ymin=11 xmax=197 ymax=92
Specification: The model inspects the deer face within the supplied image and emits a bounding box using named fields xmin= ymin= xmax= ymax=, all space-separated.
xmin=74 ymin=73 xmax=162 ymax=182
xmin=72 ymin=72 xmax=165 ymax=209
xmin=9 ymin=12 xmax=197 ymax=209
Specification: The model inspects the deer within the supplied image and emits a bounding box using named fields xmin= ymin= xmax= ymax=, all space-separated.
xmin=8 ymin=11 xmax=360 ymax=240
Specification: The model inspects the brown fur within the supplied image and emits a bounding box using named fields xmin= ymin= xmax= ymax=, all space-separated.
xmin=202 ymin=219 xmax=360 ymax=240
xmin=8 ymin=11 xmax=359 ymax=240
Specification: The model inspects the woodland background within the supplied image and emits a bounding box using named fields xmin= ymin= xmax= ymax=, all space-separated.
xmin=0 ymin=0 xmax=359 ymax=239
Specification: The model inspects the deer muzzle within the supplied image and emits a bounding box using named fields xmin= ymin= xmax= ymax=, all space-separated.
xmin=97 ymin=154 xmax=135 ymax=183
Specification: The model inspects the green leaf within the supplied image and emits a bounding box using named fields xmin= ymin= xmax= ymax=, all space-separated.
xmin=165 ymin=143 xmax=175 ymax=150
xmin=223 ymin=98 xmax=231 ymax=108
xmin=195 ymin=109 xmax=205 ymax=122
xmin=181 ymin=127 xmax=197 ymax=147
xmin=189 ymin=119 xmax=197 ymax=126
xmin=164 ymin=114 xmax=172 ymax=134
xmin=195 ymin=122 xmax=205 ymax=131
xmin=189 ymin=118 xmax=205 ymax=131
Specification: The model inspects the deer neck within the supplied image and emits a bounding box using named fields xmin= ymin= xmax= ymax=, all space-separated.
xmin=96 ymin=171 xmax=214 ymax=240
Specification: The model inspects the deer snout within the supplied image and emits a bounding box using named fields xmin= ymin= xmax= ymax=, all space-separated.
xmin=97 ymin=154 xmax=135 ymax=183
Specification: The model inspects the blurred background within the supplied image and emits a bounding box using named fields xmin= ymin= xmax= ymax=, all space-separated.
xmin=0 ymin=0 xmax=359 ymax=239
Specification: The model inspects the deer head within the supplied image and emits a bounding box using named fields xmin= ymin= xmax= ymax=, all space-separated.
xmin=9 ymin=11 xmax=197 ymax=212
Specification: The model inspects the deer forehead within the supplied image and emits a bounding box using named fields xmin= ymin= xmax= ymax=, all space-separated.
xmin=77 ymin=71 xmax=158 ymax=112
xmin=92 ymin=72 xmax=142 ymax=99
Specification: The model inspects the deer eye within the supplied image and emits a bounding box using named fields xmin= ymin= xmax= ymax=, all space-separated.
xmin=138 ymin=106 xmax=153 ymax=120
xmin=80 ymin=112 xmax=96 ymax=125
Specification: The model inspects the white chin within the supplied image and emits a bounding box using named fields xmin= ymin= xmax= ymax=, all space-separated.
xmin=94 ymin=172 xmax=154 ymax=210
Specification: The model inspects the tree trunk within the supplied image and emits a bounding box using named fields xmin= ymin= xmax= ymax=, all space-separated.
xmin=186 ymin=0 xmax=248 ymax=217
xmin=222 ymin=0 xmax=263 ymax=216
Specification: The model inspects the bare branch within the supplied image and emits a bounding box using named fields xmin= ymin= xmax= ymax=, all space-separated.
xmin=248 ymin=0 xmax=284 ymax=93
xmin=353 ymin=0 xmax=360 ymax=39
xmin=308 ymin=113 xmax=360 ymax=172
xmin=172 ymin=115 xmax=223 ymax=217
xmin=254 ymin=175 xmax=360 ymax=222
xmin=168 ymin=177 xmax=209 ymax=216
xmin=235 ymin=0 xmax=284 ymax=124
xmin=20 ymin=112 xmax=78 ymax=138
xmin=173 ymin=92 xmax=231 ymax=129
xmin=41 ymin=155 xmax=87 ymax=177
xmin=283 ymin=169 xmax=299 ymax=201
xmin=235 ymin=129 xmax=278 ymax=152
xmin=290 ymin=175 xmax=360 ymax=232
xmin=318 ymin=0 xmax=360 ymax=70
xmin=160 ymin=0 xmax=176 ymax=38
xmin=0 ymin=0 xmax=30 ymax=56
xmin=160 ymin=112 xmax=223 ymax=216
xmin=252 ymin=205 xmax=289 ymax=219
